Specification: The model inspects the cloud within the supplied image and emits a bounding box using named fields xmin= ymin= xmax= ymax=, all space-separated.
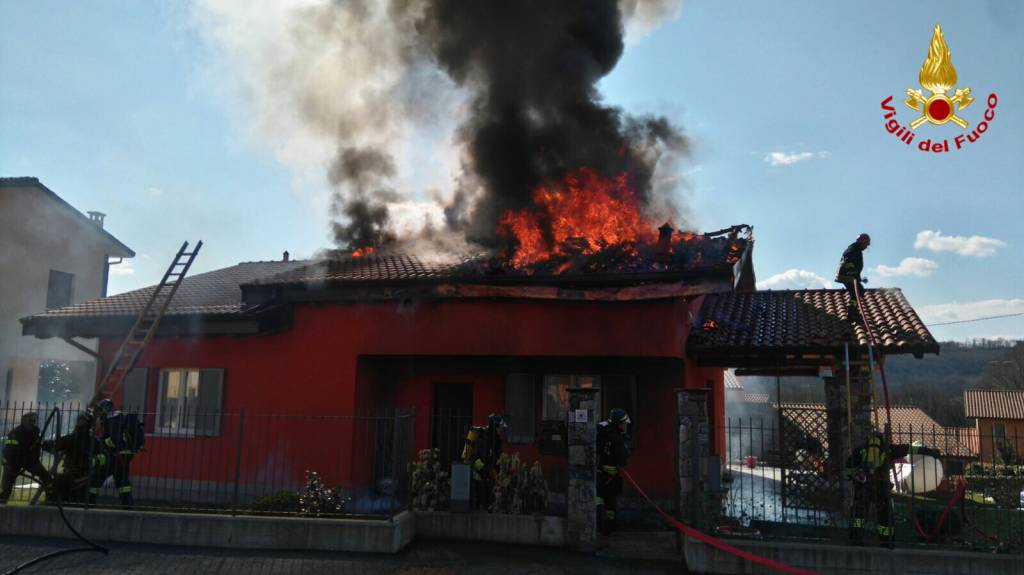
xmin=872 ymin=257 xmax=938 ymax=278
xmin=109 ymin=260 xmax=135 ymax=276
xmin=914 ymin=230 xmax=1006 ymax=257
xmin=757 ymin=269 xmax=831 ymax=290
xmin=763 ymin=151 xmax=829 ymax=167
xmin=918 ymin=299 xmax=1024 ymax=324
xmin=620 ymin=0 xmax=683 ymax=43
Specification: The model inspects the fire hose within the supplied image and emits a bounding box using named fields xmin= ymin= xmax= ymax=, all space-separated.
xmin=851 ymin=284 xmax=1005 ymax=547
xmin=621 ymin=468 xmax=819 ymax=575
xmin=4 ymin=407 xmax=108 ymax=575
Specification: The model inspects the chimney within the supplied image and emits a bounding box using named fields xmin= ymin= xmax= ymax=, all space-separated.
xmin=282 ymin=251 xmax=290 ymax=262
xmin=656 ymin=223 xmax=674 ymax=263
xmin=87 ymin=211 xmax=106 ymax=228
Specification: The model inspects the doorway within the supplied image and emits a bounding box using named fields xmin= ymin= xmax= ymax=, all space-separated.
xmin=432 ymin=382 xmax=473 ymax=466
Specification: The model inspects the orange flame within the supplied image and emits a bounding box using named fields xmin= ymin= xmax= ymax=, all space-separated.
xmin=498 ymin=168 xmax=656 ymax=268
xmin=919 ymin=24 xmax=957 ymax=94
xmin=352 ymin=246 xmax=375 ymax=258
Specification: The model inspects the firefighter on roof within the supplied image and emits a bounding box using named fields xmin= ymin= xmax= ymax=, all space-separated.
xmin=1 ymin=412 xmax=51 ymax=504
xmin=835 ymin=233 xmax=871 ymax=321
xmin=461 ymin=413 xmax=506 ymax=509
xmin=597 ymin=408 xmax=630 ymax=535
xmin=846 ymin=431 xmax=940 ymax=546
xmin=89 ymin=399 xmax=145 ymax=506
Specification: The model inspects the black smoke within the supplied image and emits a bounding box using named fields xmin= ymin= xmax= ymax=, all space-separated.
xmin=416 ymin=0 xmax=688 ymax=247
xmin=329 ymin=147 xmax=398 ymax=249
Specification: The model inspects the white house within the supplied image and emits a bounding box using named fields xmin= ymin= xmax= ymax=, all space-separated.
xmin=0 ymin=177 xmax=134 ymax=405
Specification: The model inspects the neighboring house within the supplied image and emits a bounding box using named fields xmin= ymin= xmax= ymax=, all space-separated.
xmin=964 ymin=389 xmax=1024 ymax=464
xmin=19 ymin=226 xmax=936 ymax=506
xmin=777 ymin=403 xmax=974 ymax=461
xmin=1 ymin=177 xmax=134 ymax=405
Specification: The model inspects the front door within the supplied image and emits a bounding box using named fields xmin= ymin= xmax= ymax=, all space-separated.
xmin=432 ymin=382 xmax=473 ymax=466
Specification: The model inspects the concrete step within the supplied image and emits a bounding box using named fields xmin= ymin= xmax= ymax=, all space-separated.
xmin=596 ymin=530 xmax=682 ymax=562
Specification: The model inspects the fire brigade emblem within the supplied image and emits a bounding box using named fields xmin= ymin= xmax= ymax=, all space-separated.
xmin=904 ymin=24 xmax=973 ymax=130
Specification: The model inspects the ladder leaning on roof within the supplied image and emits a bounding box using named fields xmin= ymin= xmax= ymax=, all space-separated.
xmin=90 ymin=240 xmax=203 ymax=407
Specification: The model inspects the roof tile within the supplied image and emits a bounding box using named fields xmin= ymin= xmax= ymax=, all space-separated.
xmin=964 ymin=389 xmax=1024 ymax=420
xmin=689 ymin=289 xmax=938 ymax=357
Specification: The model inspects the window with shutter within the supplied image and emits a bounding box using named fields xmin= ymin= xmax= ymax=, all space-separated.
xmin=122 ymin=368 xmax=148 ymax=414
xmin=155 ymin=368 xmax=224 ymax=437
xmin=504 ymin=373 xmax=535 ymax=444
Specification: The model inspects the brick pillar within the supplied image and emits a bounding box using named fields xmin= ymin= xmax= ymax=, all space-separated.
xmin=567 ymin=388 xmax=599 ymax=549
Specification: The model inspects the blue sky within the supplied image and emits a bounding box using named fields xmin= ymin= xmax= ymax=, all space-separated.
xmin=1 ymin=1 xmax=1021 ymax=341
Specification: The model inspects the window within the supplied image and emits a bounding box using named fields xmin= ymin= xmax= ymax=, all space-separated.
xmin=542 ymin=374 xmax=599 ymax=421
xmin=540 ymin=373 xmax=637 ymax=439
xmin=156 ymin=369 xmax=224 ymax=437
xmin=46 ymin=270 xmax=74 ymax=309
xmin=504 ymin=374 xmax=536 ymax=444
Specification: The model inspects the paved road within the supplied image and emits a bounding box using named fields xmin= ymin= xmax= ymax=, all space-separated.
xmin=0 ymin=536 xmax=686 ymax=574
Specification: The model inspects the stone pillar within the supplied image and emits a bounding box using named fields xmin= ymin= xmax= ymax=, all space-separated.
xmin=677 ymin=389 xmax=712 ymax=528
xmin=567 ymin=388 xmax=599 ymax=549
xmin=825 ymin=352 xmax=875 ymax=520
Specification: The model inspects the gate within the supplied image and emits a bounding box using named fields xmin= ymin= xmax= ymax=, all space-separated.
xmin=779 ymin=405 xmax=842 ymax=513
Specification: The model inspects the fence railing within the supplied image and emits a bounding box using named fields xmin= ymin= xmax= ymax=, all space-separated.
xmin=723 ymin=416 xmax=1024 ymax=552
xmin=1 ymin=402 xmax=414 ymax=519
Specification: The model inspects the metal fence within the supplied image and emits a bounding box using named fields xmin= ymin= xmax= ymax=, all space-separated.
xmin=1 ymin=402 xmax=414 ymax=519
xmin=723 ymin=416 xmax=1024 ymax=552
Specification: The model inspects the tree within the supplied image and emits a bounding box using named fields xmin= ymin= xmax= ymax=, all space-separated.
xmin=977 ymin=343 xmax=1024 ymax=390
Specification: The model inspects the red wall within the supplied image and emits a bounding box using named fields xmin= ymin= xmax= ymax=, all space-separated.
xmin=103 ymin=296 xmax=724 ymax=497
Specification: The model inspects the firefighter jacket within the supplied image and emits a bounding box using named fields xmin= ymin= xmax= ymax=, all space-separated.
xmin=43 ymin=423 xmax=103 ymax=475
xmin=845 ymin=441 xmax=941 ymax=480
xmin=597 ymin=421 xmax=629 ymax=477
xmin=101 ymin=412 xmax=144 ymax=456
xmin=461 ymin=425 xmax=502 ymax=480
xmin=835 ymin=242 xmax=865 ymax=282
xmin=3 ymin=423 xmax=42 ymax=465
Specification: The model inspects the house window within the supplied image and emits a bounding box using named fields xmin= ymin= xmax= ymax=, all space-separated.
xmin=541 ymin=374 xmax=600 ymax=421
xmin=46 ymin=270 xmax=74 ymax=309
xmin=156 ymin=369 xmax=224 ymax=437
xmin=505 ymin=374 xmax=536 ymax=444
xmin=540 ymin=373 xmax=637 ymax=438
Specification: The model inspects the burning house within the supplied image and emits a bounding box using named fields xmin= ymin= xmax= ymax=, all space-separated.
xmin=20 ymin=222 xmax=754 ymax=506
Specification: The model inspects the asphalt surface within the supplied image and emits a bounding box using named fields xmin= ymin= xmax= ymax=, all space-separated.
xmin=0 ymin=536 xmax=686 ymax=574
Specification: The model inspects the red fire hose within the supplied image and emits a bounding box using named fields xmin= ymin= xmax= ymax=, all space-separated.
xmin=621 ymin=469 xmax=819 ymax=575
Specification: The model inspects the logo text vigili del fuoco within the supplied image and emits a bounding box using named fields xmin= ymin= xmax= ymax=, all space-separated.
xmin=881 ymin=24 xmax=997 ymax=153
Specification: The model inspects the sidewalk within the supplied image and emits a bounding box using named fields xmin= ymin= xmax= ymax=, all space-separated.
xmin=0 ymin=536 xmax=686 ymax=574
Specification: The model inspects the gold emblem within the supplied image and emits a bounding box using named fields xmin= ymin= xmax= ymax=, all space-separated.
xmin=905 ymin=24 xmax=973 ymax=130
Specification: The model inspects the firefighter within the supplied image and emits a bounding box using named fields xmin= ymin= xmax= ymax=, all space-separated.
xmin=835 ymin=233 xmax=871 ymax=321
xmin=1 ymin=412 xmax=51 ymax=504
xmin=846 ymin=431 xmax=940 ymax=546
xmin=89 ymin=399 xmax=144 ymax=506
xmin=42 ymin=413 xmax=102 ymax=504
xmin=596 ymin=408 xmax=630 ymax=536
xmin=461 ymin=413 xmax=506 ymax=509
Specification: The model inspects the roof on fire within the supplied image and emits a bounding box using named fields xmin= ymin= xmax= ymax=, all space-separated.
xmin=21 ymin=229 xmax=753 ymax=338
xmin=688 ymin=288 xmax=940 ymax=363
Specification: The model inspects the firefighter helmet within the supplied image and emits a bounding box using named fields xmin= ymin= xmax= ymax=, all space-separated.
xmin=857 ymin=233 xmax=871 ymax=246
xmin=609 ymin=408 xmax=631 ymax=425
xmin=95 ymin=399 xmax=115 ymax=415
xmin=487 ymin=413 xmax=507 ymax=430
